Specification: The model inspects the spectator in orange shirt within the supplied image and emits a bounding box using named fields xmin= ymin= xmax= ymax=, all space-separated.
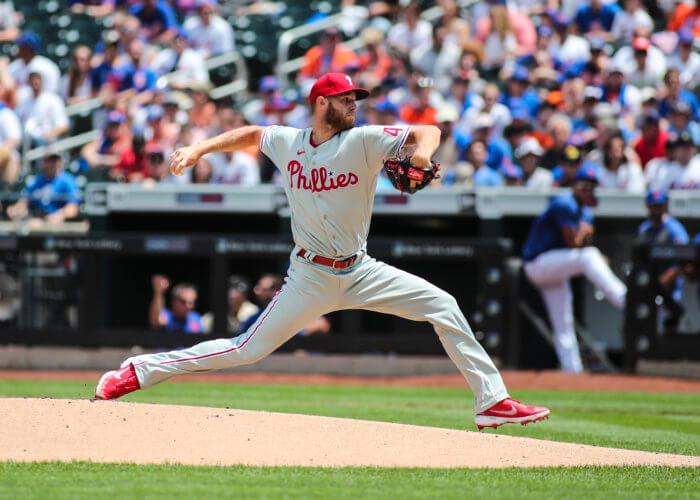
xmin=668 ymin=0 xmax=700 ymax=38
xmin=399 ymin=77 xmax=437 ymax=126
xmin=187 ymin=81 xmax=215 ymax=129
xmin=298 ymin=28 xmax=359 ymax=80
xmin=357 ymin=27 xmax=392 ymax=83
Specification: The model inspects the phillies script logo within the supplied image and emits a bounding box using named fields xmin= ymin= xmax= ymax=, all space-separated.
xmin=287 ymin=160 xmax=359 ymax=192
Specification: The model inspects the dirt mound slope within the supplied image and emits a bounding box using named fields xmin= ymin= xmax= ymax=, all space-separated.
xmin=2 ymin=398 xmax=697 ymax=468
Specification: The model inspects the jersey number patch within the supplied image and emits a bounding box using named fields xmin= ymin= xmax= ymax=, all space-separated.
xmin=383 ymin=127 xmax=402 ymax=137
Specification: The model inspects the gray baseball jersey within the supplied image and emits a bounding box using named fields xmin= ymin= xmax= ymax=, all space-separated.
xmin=260 ymin=125 xmax=410 ymax=258
xmin=124 ymin=124 xmax=510 ymax=413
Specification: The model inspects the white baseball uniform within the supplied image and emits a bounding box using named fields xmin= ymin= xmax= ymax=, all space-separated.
xmin=123 ymin=124 xmax=509 ymax=412
xmin=522 ymin=194 xmax=627 ymax=373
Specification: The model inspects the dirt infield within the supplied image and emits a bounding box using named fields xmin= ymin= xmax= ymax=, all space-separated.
xmin=1 ymin=369 xmax=699 ymax=393
xmin=2 ymin=398 xmax=698 ymax=468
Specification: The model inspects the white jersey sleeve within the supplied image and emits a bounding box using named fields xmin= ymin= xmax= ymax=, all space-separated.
xmin=360 ymin=125 xmax=411 ymax=173
xmin=259 ymin=125 xmax=299 ymax=169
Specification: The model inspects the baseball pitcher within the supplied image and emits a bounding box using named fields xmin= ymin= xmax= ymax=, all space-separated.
xmin=96 ymin=73 xmax=549 ymax=429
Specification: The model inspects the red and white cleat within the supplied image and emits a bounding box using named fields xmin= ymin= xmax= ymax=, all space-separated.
xmin=475 ymin=398 xmax=550 ymax=430
xmin=95 ymin=363 xmax=141 ymax=400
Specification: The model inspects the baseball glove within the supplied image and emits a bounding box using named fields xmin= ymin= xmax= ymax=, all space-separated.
xmin=382 ymin=156 xmax=440 ymax=194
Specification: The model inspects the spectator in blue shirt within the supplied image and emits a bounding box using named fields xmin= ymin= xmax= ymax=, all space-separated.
xmin=456 ymin=113 xmax=512 ymax=170
xmin=91 ymin=31 xmax=120 ymax=93
xmin=150 ymin=275 xmax=204 ymax=333
xmin=6 ymin=150 xmax=80 ymax=224
xmin=470 ymin=139 xmax=504 ymax=187
xmin=667 ymin=101 xmax=700 ymax=147
xmin=108 ymin=39 xmax=157 ymax=106
xmin=501 ymin=66 xmax=540 ymax=118
xmin=130 ymin=0 xmax=178 ymax=44
xmin=659 ymin=69 xmax=700 ymax=121
xmin=575 ymin=0 xmax=619 ymax=34
xmin=637 ymin=189 xmax=690 ymax=330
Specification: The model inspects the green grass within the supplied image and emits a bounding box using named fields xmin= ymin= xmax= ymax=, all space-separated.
xmin=0 ymin=462 xmax=697 ymax=500
xmin=1 ymin=379 xmax=698 ymax=455
xmin=1 ymin=378 xmax=698 ymax=499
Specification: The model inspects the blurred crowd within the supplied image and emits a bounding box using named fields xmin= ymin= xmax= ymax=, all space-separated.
xmin=0 ymin=0 xmax=699 ymax=223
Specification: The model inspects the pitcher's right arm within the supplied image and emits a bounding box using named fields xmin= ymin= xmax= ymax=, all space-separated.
xmin=170 ymin=125 xmax=266 ymax=176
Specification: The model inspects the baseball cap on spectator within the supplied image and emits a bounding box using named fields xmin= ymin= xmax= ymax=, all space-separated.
xmin=102 ymin=30 xmax=120 ymax=47
xmin=676 ymin=131 xmax=694 ymax=146
xmin=671 ymin=101 xmax=692 ymax=116
xmin=678 ymin=28 xmax=694 ymax=45
xmin=575 ymin=163 xmax=599 ymax=183
xmin=515 ymin=137 xmax=544 ymax=158
xmin=641 ymin=110 xmax=660 ymax=126
xmin=436 ymin=104 xmax=459 ymax=123
xmin=362 ymin=27 xmax=384 ymax=45
xmin=666 ymin=133 xmax=680 ymax=148
xmin=259 ymin=75 xmax=279 ymax=92
xmin=264 ymin=94 xmax=296 ymax=113
xmin=228 ymin=275 xmax=249 ymax=294
xmin=187 ymin=81 xmax=212 ymax=94
xmin=640 ymin=87 xmax=657 ymax=103
xmin=196 ymin=0 xmax=217 ymax=7
xmin=368 ymin=16 xmax=392 ymax=34
xmin=501 ymin=164 xmax=523 ymax=180
xmin=558 ymin=64 xmax=583 ymax=83
xmin=589 ymin=37 xmax=607 ymax=52
xmin=593 ymin=102 xmax=614 ymax=120
xmin=510 ymin=66 xmax=530 ymax=82
xmin=308 ymin=72 xmax=370 ymax=106
xmin=373 ymin=97 xmax=399 ymax=116
xmin=106 ymin=110 xmax=126 ymax=126
xmin=646 ymin=189 xmax=668 ymax=205
xmin=553 ymin=12 xmax=571 ymax=28
xmin=163 ymin=92 xmax=179 ymax=107
xmin=147 ymin=105 xmax=164 ymax=121
xmin=17 ymin=31 xmax=41 ymax=51
xmin=146 ymin=143 xmax=165 ymax=158
xmin=473 ymin=113 xmax=494 ymax=130
xmin=607 ymin=60 xmax=624 ymax=75
xmin=416 ymin=77 xmax=434 ymax=88
xmin=44 ymin=145 xmax=62 ymax=160
xmin=322 ymin=27 xmax=342 ymax=39
xmin=632 ymin=37 xmax=651 ymax=52
xmin=547 ymin=90 xmax=565 ymax=109
xmin=344 ymin=61 xmax=361 ymax=73
xmin=537 ymin=25 xmax=553 ymax=38
xmin=563 ymin=145 xmax=582 ymax=163
xmin=583 ymin=86 xmax=603 ymax=102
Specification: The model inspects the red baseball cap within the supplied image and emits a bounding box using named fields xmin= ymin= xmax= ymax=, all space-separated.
xmin=632 ymin=37 xmax=650 ymax=51
xmin=308 ymin=72 xmax=370 ymax=106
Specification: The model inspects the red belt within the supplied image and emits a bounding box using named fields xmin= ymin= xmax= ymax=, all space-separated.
xmin=297 ymin=249 xmax=359 ymax=269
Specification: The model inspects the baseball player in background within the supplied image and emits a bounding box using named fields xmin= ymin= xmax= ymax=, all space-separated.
xmin=636 ymin=190 xmax=689 ymax=331
xmin=522 ymin=166 xmax=627 ymax=373
xmin=96 ymin=72 xmax=550 ymax=430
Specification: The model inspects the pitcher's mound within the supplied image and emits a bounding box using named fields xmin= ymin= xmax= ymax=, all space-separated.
xmin=1 ymin=398 xmax=697 ymax=468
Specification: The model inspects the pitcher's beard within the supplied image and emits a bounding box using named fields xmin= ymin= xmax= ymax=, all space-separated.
xmin=325 ymin=103 xmax=355 ymax=132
